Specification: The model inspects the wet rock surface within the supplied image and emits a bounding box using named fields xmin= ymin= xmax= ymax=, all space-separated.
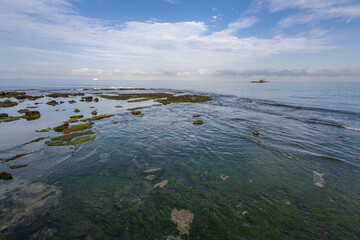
xmin=0 ymin=172 xmax=12 ymax=180
xmin=0 ymin=100 xmax=18 ymax=108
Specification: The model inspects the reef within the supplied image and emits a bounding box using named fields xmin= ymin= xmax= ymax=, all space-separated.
xmin=99 ymin=93 xmax=173 ymax=101
xmin=156 ymin=95 xmax=211 ymax=105
xmin=47 ymin=93 xmax=85 ymax=98
xmin=0 ymin=172 xmax=12 ymax=180
xmin=0 ymin=100 xmax=18 ymax=108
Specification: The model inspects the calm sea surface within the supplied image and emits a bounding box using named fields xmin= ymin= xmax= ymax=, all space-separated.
xmin=0 ymin=79 xmax=359 ymax=239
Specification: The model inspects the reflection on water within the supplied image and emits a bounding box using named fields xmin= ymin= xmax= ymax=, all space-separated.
xmin=0 ymin=84 xmax=359 ymax=239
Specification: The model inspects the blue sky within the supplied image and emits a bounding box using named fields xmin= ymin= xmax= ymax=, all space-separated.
xmin=1 ymin=0 xmax=360 ymax=81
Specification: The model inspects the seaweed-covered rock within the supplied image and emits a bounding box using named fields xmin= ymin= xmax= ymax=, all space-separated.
xmin=91 ymin=110 xmax=97 ymax=116
xmin=0 ymin=116 xmax=22 ymax=122
xmin=6 ymin=91 xmax=26 ymax=96
xmin=192 ymin=114 xmax=200 ymax=117
xmin=63 ymin=123 xmax=93 ymax=134
xmin=35 ymin=128 xmax=50 ymax=133
xmin=18 ymin=109 xmax=29 ymax=114
xmin=0 ymin=172 xmax=13 ymax=180
xmin=156 ymin=94 xmax=211 ymax=105
xmin=253 ymin=131 xmax=259 ymax=135
xmin=81 ymin=96 xmax=93 ymax=102
xmin=23 ymin=111 xmax=41 ymax=121
xmin=81 ymin=115 xmax=114 ymax=121
xmin=0 ymin=113 xmax=8 ymax=118
xmin=99 ymin=93 xmax=173 ymax=101
xmin=131 ymin=111 xmax=143 ymax=116
xmin=68 ymin=100 xmax=76 ymax=104
xmin=53 ymin=123 xmax=69 ymax=132
xmin=4 ymin=152 xmax=33 ymax=162
xmin=74 ymin=109 xmax=80 ymax=113
xmin=46 ymin=100 xmax=59 ymax=106
xmin=193 ymin=120 xmax=203 ymax=125
xmin=25 ymin=137 xmax=46 ymax=145
xmin=94 ymin=98 xmax=99 ymax=102
xmin=0 ymin=100 xmax=18 ymax=108
xmin=51 ymin=130 xmax=95 ymax=142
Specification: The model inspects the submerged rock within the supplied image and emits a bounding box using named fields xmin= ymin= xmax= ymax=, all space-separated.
xmin=91 ymin=110 xmax=97 ymax=116
xmin=253 ymin=131 xmax=259 ymax=135
xmin=18 ymin=109 xmax=29 ymax=114
xmin=153 ymin=180 xmax=168 ymax=189
xmin=4 ymin=152 xmax=33 ymax=163
xmin=0 ymin=172 xmax=12 ymax=180
xmin=35 ymin=128 xmax=51 ymax=133
xmin=131 ymin=111 xmax=143 ymax=116
xmin=145 ymin=175 xmax=156 ymax=181
xmin=81 ymin=114 xmax=114 ymax=121
xmin=193 ymin=120 xmax=203 ymax=125
xmin=74 ymin=109 xmax=80 ymax=113
xmin=51 ymin=130 xmax=95 ymax=142
xmin=62 ymin=123 xmax=93 ymax=134
xmin=25 ymin=137 xmax=46 ymax=145
xmin=192 ymin=114 xmax=200 ymax=117
xmin=94 ymin=98 xmax=99 ymax=102
xmin=0 ymin=113 xmax=8 ymax=118
xmin=171 ymin=209 xmax=194 ymax=236
xmin=68 ymin=100 xmax=76 ymax=104
xmin=312 ymin=171 xmax=325 ymax=188
xmin=144 ymin=168 xmax=161 ymax=173
xmin=99 ymin=93 xmax=173 ymax=101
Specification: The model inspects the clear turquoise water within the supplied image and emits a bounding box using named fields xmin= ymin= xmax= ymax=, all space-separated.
xmin=0 ymin=80 xmax=359 ymax=239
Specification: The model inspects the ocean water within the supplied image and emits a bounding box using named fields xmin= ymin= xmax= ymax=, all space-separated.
xmin=0 ymin=79 xmax=359 ymax=239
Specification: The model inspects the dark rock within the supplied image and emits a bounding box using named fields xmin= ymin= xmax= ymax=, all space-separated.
xmin=9 ymin=164 xmax=28 ymax=169
xmin=94 ymin=98 xmax=99 ymax=102
xmin=0 ymin=113 xmax=8 ymax=118
xmin=253 ymin=131 xmax=259 ymax=135
xmin=91 ymin=111 xmax=97 ymax=115
xmin=193 ymin=120 xmax=204 ymax=125
xmin=18 ymin=109 xmax=29 ymax=114
xmin=47 ymin=93 xmax=85 ymax=98
xmin=74 ymin=109 xmax=80 ymax=113
xmin=81 ymin=96 xmax=93 ymax=102
xmin=68 ymin=100 xmax=76 ymax=104
xmin=251 ymin=80 xmax=268 ymax=83
xmin=156 ymin=94 xmax=211 ymax=105
xmin=0 ymin=172 xmax=12 ymax=180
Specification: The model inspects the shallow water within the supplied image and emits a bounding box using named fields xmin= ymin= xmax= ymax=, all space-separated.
xmin=0 ymin=80 xmax=359 ymax=239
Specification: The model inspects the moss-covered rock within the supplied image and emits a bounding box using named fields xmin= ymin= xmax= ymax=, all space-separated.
xmin=4 ymin=152 xmax=33 ymax=163
xmin=91 ymin=110 xmax=97 ymax=115
xmin=62 ymin=123 xmax=93 ymax=134
xmin=53 ymin=123 xmax=69 ymax=132
xmin=46 ymin=141 xmax=63 ymax=146
xmin=81 ymin=96 xmax=93 ymax=102
xmin=0 ymin=115 xmax=22 ymax=122
xmin=253 ymin=131 xmax=259 ymax=135
xmin=18 ymin=109 xmax=29 ymax=114
xmin=47 ymin=93 xmax=85 ymax=98
xmin=81 ymin=115 xmax=114 ymax=122
xmin=192 ymin=114 xmax=200 ymax=117
xmin=68 ymin=100 xmax=76 ymax=104
xmin=35 ymin=128 xmax=51 ymax=133
xmin=156 ymin=94 xmax=211 ymax=105
xmin=193 ymin=120 xmax=204 ymax=125
xmin=66 ymin=135 xmax=96 ymax=145
xmin=51 ymin=130 xmax=95 ymax=141
xmin=25 ymin=137 xmax=46 ymax=145
xmin=9 ymin=164 xmax=28 ymax=169
xmin=99 ymin=93 xmax=173 ymax=101
xmin=46 ymin=100 xmax=59 ymax=106
xmin=131 ymin=111 xmax=143 ymax=116
xmin=23 ymin=111 xmax=41 ymax=121
xmin=0 ymin=100 xmax=18 ymax=108
xmin=115 ymin=105 xmax=123 ymax=108
xmin=74 ymin=109 xmax=80 ymax=113
xmin=0 ymin=113 xmax=8 ymax=117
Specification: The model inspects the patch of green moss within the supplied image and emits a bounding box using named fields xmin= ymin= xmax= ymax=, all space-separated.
xmin=63 ymin=123 xmax=93 ymax=134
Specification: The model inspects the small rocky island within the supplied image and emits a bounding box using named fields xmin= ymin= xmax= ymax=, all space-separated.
xmin=251 ymin=79 xmax=268 ymax=83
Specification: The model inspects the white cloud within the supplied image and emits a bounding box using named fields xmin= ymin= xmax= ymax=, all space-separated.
xmin=0 ymin=0 xmax=351 ymax=80
xmin=163 ymin=0 xmax=181 ymax=4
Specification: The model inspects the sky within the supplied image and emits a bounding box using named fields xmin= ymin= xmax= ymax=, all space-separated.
xmin=0 ymin=0 xmax=360 ymax=81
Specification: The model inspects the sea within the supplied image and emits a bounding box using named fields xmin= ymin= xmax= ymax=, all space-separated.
xmin=0 ymin=79 xmax=359 ymax=239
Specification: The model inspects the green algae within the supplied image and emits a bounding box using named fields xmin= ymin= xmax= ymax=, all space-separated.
xmin=53 ymin=123 xmax=69 ymax=132
xmin=0 ymin=116 xmax=22 ymax=122
xmin=46 ymin=141 xmax=63 ymax=146
xmin=70 ymin=115 xmax=84 ymax=119
xmin=63 ymin=123 xmax=93 ymax=134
